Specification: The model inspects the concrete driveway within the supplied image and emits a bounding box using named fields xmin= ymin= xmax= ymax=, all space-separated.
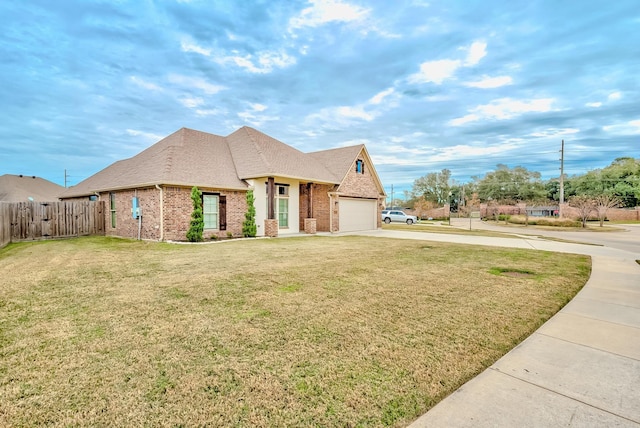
xmin=351 ymin=222 xmax=640 ymax=427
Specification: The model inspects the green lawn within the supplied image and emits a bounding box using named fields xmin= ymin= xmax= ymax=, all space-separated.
xmin=0 ymin=236 xmax=590 ymax=427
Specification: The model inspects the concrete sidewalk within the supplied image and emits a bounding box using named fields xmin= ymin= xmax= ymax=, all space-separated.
xmin=352 ymin=228 xmax=640 ymax=427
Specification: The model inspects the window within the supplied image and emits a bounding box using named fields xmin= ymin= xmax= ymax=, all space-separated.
xmin=109 ymin=193 xmax=116 ymax=228
xmin=355 ymin=159 xmax=364 ymax=174
xmin=203 ymin=194 xmax=219 ymax=230
xmin=265 ymin=184 xmax=290 ymax=228
xmin=278 ymin=198 xmax=289 ymax=227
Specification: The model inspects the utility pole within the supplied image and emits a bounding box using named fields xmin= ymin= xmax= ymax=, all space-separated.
xmin=64 ymin=169 xmax=68 ymax=188
xmin=390 ymin=184 xmax=394 ymax=208
xmin=559 ymin=140 xmax=565 ymax=204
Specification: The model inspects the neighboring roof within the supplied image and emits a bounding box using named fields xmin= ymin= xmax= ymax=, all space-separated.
xmin=0 ymin=174 xmax=66 ymax=202
xmin=61 ymin=126 xmax=379 ymax=197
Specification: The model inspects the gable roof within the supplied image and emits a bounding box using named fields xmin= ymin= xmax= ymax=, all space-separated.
xmin=226 ymin=127 xmax=337 ymax=183
xmin=0 ymin=174 xmax=65 ymax=202
xmin=61 ymin=126 xmax=381 ymax=197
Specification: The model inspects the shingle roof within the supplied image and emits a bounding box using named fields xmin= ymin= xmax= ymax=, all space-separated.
xmin=61 ymin=126 xmax=367 ymax=197
xmin=227 ymin=127 xmax=340 ymax=183
xmin=308 ymin=145 xmax=364 ymax=183
xmin=0 ymin=174 xmax=65 ymax=202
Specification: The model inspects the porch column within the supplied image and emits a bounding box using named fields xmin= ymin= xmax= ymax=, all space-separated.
xmin=307 ymin=182 xmax=313 ymax=218
xmin=267 ymin=177 xmax=275 ymax=220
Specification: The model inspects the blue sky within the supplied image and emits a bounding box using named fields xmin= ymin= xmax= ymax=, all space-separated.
xmin=1 ymin=0 xmax=638 ymax=197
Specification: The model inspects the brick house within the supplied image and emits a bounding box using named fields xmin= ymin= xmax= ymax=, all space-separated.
xmin=60 ymin=126 xmax=386 ymax=241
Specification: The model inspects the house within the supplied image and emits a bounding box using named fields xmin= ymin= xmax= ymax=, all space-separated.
xmin=60 ymin=126 xmax=386 ymax=240
xmin=0 ymin=174 xmax=65 ymax=202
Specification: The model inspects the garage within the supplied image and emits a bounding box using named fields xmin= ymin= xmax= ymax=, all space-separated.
xmin=339 ymin=197 xmax=377 ymax=232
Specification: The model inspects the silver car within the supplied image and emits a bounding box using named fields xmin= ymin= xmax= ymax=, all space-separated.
xmin=381 ymin=210 xmax=418 ymax=224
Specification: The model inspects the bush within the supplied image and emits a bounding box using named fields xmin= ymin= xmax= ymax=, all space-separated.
xmin=506 ymin=215 xmax=580 ymax=227
xmin=186 ymin=187 xmax=204 ymax=242
xmin=243 ymin=190 xmax=257 ymax=238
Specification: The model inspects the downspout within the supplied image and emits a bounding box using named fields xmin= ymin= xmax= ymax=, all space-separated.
xmin=329 ymin=193 xmax=334 ymax=233
xmin=155 ymin=184 xmax=164 ymax=241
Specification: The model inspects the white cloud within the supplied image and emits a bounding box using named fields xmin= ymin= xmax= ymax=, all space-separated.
xmin=369 ymin=88 xmax=395 ymax=105
xmin=237 ymin=103 xmax=278 ymax=126
xmin=180 ymin=40 xmax=211 ymax=56
xmin=126 ymin=129 xmax=164 ymax=141
xmin=408 ymin=59 xmax=461 ymax=85
xmin=603 ymin=119 xmax=640 ymax=135
xmin=195 ymin=109 xmax=222 ymax=117
xmin=130 ymin=76 xmax=162 ymax=91
xmin=289 ymin=0 xmax=370 ymax=30
xmin=337 ymin=106 xmax=375 ymax=121
xmin=464 ymin=75 xmax=512 ymax=89
xmin=608 ymin=91 xmax=622 ymax=101
xmin=449 ymin=114 xmax=480 ymax=126
xmin=586 ymin=102 xmax=602 ymax=108
xmin=464 ymin=41 xmax=487 ymax=66
xmin=449 ymin=98 xmax=555 ymax=126
xmin=215 ymin=50 xmax=296 ymax=74
xmin=306 ymin=86 xmax=402 ymax=127
xmin=529 ymin=128 xmax=579 ymax=138
xmin=180 ymin=97 xmax=204 ymax=108
xmin=408 ymin=40 xmax=488 ymax=85
xmin=237 ymin=110 xmax=279 ymax=127
xmin=168 ymin=74 xmax=226 ymax=95
xmin=306 ymin=104 xmax=377 ymax=127
xmin=249 ymin=103 xmax=268 ymax=112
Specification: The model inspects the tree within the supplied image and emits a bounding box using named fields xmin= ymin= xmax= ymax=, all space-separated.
xmin=411 ymin=169 xmax=452 ymax=205
xmin=569 ymin=195 xmax=595 ymax=228
xmin=413 ymin=197 xmax=435 ymax=219
xmin=242 ymin=189 xmax=257 ymax=237
xmin=593 ymin=194 xmax=622 ymax=227
xmin=570 ymin=157 xmax=640 ymax=207
xmin=474 ymin=164 xmax=547 ymax=203
xmin=186 ymin=186 xmax=204 ymax=242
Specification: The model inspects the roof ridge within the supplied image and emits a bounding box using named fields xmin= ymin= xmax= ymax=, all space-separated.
xmin=243 ymin=126 xmax=274 ymax=174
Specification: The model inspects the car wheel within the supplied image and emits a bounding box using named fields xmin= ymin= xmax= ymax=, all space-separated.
xmin=384 ymin=218 xmax=391 ymax=224
xmin=406 ymin=219 xmax=413 ymax=225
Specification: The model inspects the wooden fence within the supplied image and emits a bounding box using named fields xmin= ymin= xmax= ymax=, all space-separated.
xmin=0 ymin=201 xmax=105 ymax=249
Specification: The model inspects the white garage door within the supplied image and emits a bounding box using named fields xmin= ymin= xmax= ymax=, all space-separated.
xmin=339 ymin=198 xmax=377 ymax=232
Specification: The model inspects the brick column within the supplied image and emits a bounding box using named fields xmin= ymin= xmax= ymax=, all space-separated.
xmin=304 ymin=218 xmax=317 ymax=234
xmin=264 ymin=219 xmax=278 ymax=237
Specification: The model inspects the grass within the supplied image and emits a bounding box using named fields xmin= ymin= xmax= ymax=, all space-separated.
xmin=0 ymin=236 xmax=591 ymax=427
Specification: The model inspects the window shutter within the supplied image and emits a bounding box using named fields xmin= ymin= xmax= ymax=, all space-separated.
xmin=219 ymin=195 xmax=227 ymax=230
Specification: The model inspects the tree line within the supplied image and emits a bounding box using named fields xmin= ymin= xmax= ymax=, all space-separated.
xmin=403 ymin=157 xmax=640 ymax=213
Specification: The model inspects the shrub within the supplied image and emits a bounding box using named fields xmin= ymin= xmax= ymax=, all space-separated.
xmin=186 ymin=186 xmax=204 ymax=242
xmin=507 ymin=215 xmax=580 ymax=227
xmin=242 ymin=190 xmax=257 ymax=238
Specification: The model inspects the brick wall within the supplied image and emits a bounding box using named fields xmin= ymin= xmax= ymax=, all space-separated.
xmin=336 ymin=154 xmax=385 ymax=229
xmin=560 ymin=204 xmax=640 ymax=221
xmin=102 ymin=188 xmax=162 ymax=240
xmin=163 ymin=186 xmax=247 ymax=241
xmin=477 ymin=203 xmax=640 ymax=221
xmin=92 ymin=186 xmax=247 ymax=241
xmin=337 ymin=156 xmax=381 ymax=198
xmin=299 ymin=183 xmax=334 ymax=232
